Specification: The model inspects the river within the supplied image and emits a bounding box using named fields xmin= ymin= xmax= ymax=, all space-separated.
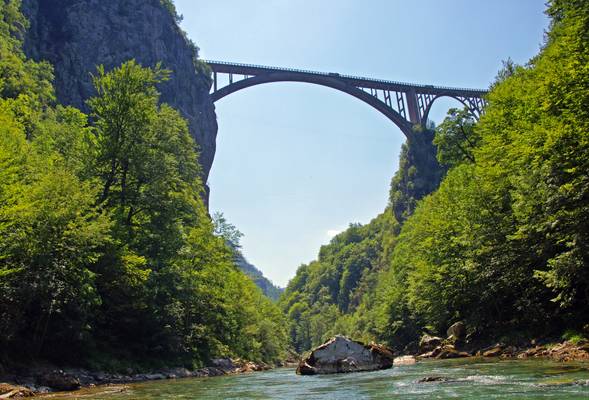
xmin=42 ymin=358 xmax=589 ymax=399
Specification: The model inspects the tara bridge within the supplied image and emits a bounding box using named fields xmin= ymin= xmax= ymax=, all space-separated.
xmin=204 ymin=60 xmax=488 ymax=137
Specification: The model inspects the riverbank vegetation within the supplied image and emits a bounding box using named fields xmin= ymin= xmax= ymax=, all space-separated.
xmin=0 ymin=0 xmax=287 ymax=371
xmin=282 ymin=0 xmax=589 ymax=352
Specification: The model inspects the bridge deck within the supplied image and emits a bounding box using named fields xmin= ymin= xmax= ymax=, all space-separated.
xmin=203 ymin=60 xmax=487 ymax=97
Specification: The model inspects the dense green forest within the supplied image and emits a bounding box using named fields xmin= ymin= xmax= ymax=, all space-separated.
xmin=281 ymin=0 xmax=589 ymax=353
xmin=2 ymin=0 xmax=587 ymax=373
xmin=0 ymin=0 xmax=287 ymax=370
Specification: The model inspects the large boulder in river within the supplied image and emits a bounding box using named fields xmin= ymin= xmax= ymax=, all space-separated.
xmin=296 ymin=335 xmax=395 ymax=375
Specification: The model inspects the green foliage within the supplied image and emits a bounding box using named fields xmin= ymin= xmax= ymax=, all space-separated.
xmin=0 ymin=0 xmax=48 ymax=100
xmin=284 ymin=0 xmax=589 ymax=352
xmin=280 ymin=212 xmax=397 ymax=352
xmin=88 ymin=60 xmax=204 ymax=264
xmin=0 ymin=3 xmax=287 ymax=368
xmin=562 ymin=330 xmax=587 ymax=345
xmin=159 ymin=0 xmax=183 ymax=23
xmin=85 ymin=60 xmax=288 ymax=366
xmin=372 ymin=0 xmax=589 ymax=348
xmin=213 ymin=211 xmax=244 ymax=251
xmin=433 ymin=107 xmax=480 ymax=167
xmin=0 ymin=99 xmax=111 ymax=357
xmin=212 ymin=212 xmax=283 ymax=301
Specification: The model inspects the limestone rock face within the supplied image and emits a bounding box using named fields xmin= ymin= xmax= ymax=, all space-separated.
xmin=21 ymin=0 xmax=217 ymax=201
xmin=297 ymin=336 xmax=395 ymax=375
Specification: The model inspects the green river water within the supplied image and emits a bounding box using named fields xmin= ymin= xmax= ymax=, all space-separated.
xmin=43 ymin=359 xmax=589 ymax=399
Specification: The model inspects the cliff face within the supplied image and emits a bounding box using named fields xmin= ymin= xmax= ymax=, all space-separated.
xmin=389 ymin=129 xmax=445 ymax=223
xmin=21 ymin=0 xmax=217 ymax=193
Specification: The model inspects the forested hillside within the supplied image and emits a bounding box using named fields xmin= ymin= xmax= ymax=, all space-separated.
xmin=282 ymin=0 xmax=589 ymax=352
xmin=213 ymin=212 xmax=283 ymax=301
xmin=0 ymin=0 xmax=287 ymax=370
xmin=235 ymin=254 xmax=283 ymax=302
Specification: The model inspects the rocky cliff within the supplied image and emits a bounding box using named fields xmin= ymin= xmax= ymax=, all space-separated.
xmin=389 ymin=128 xmax=445 ymax=223
xmin=21 ymin=0 xmax=217 ymax=197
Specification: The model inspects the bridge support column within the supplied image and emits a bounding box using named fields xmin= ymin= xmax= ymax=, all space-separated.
xmin=406 ymin=88 xmax=420 ymax=125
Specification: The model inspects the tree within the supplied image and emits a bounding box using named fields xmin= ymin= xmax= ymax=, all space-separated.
xmin=88 ymin=60 xmax=204 ymax=262
xmin=433 ymin=107 xmax=480 ymax=168
xmin=0 ymin=104 xmax=110 ymax=359
xmin=212 ymin=211 xmax=244 ymax=251
xmin=0 ymin=3 xmax=290 ymax=368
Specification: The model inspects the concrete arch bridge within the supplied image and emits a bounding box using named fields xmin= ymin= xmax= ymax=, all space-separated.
xmin=204 ymin=60 xmax=487 ymax=137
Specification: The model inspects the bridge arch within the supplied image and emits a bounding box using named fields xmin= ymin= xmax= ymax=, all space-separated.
xmin=206 ymin=61 xmax=487 ymax=138
xmin=421 ymin=94 xmax=483 ymax=124
xmin=211 ymin=72 xmax=414 ymax=136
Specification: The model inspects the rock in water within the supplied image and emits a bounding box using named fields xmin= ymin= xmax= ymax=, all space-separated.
xmin=393 ymin=355 xmax=417 ymax=366
xmin=417 ymin=376 xmax=449 ymax=383
xmin=296 ymin=336 xmax=395 ymax=375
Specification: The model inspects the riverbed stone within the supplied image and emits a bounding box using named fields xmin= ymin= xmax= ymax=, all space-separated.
xmin=483 ymin=345 xmax=504 ymax=357
xmin=436 ymin=345 xmax=470 ymax=359
xmin=211 ymin=358 xmax=236 ymax=372
xmin=393 ymin=355 xmax=417 ymax=366
xmin=419 ymin=334 xmax=443 ymax=353
xmin=417 ymin=376 xmax=449 ymax=383
xmin=296 ymin=335 xmax=395 ymax=375
xmin=0 ymin=383 xmax=35 ymax=398
xmin=142 ymin=373 xmax=165 ymax=381
xmin=166 ymin=368 xmax=192 ymax=378
xmin=446 ymin=322 xmax=466 ymax=341
xmin=39 ymin=370 xmax=81 ymax=391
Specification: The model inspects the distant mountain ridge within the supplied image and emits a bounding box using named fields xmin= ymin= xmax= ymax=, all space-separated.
xmin=235 ymin=253 xmax=283 ymax=301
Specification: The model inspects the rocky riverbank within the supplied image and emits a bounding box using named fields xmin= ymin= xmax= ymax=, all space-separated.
xmin=4 ymin=334 xmax=587 ymax=397
xmin=414 ymin=339 xmax=589 ymax=362
xmin=403 ymin=321 xmax=589 ymax=363
xmin=0 ymin=358 xmax=277 ymax=398
xmin=295 ymin=329 xmax=589 ymax=379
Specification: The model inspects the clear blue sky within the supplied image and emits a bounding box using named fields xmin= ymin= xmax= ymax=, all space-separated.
xmin=174 ymin=0 xmax=549 ymax=287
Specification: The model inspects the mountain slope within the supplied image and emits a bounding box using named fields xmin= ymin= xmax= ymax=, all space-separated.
xmin=235 ymin=253 xmax=283 ymax=302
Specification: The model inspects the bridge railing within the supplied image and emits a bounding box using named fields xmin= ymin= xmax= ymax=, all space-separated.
xmin=202 ymin=59 xmax=487 ymax=95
